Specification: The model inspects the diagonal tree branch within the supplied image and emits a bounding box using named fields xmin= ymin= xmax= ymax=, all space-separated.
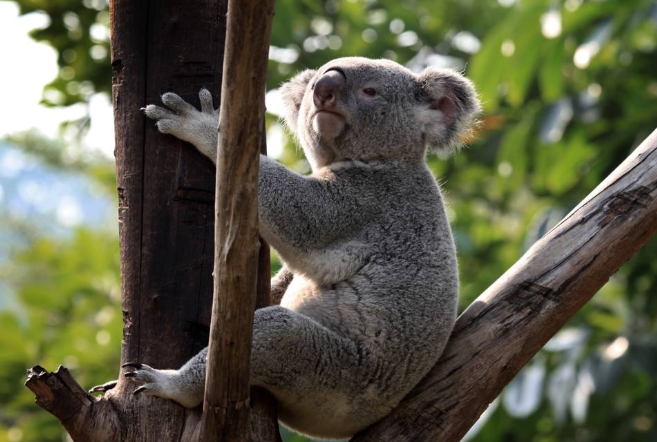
xmin=353 ymin=128 xmax=657 ymax=442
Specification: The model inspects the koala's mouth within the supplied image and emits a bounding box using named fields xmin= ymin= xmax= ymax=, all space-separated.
xmin=312 ymin=111 xmax=346 ymax=139
xmin=314 ymin=110 xmax=344 ymax=118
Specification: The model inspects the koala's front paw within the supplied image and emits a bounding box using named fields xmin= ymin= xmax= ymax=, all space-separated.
xmin=144 ymin=89 xmax=220 ymax=163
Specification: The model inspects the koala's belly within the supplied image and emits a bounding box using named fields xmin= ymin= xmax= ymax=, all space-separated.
xmin=279 ymin=274 xmax=380 ymax=340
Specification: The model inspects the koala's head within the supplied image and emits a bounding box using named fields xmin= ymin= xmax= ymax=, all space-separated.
xmin=280 ymin=57 xmax=480 ymax=170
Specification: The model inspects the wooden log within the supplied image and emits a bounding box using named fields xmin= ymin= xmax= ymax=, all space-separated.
xmin=352 ymin=128 xmax=657 ymax=442
xmin=198 ymin=0 xmax=276 ymax=440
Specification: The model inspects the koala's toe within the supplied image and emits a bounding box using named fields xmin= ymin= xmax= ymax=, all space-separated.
xmin=144 ymin=104 xmax=174 ymax=120
xmin=199 ymin=88 xmax=216 ymax=114
xmin=137 ymin=371 xmax=156 ymax=382
xmin=155 ymin=120 xmax=182 ymax=136
xmin=161 ymin=92 xmax=196 ymax=114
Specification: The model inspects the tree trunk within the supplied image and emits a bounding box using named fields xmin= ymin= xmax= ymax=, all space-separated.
xmin=24 ymin=0 xmax=278 ymax=440
xmin=352 ymin=128 xmax=657 ymax=442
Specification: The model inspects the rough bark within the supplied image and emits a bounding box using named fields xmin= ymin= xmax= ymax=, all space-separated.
xmin=199 ymin=0 xmax=276 ymax=439
xmin=352 ymin=128 xmax=657 ymax=442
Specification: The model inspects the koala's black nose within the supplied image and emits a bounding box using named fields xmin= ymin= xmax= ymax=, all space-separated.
xmin=313 ymin=70 xmax=345 ymax=109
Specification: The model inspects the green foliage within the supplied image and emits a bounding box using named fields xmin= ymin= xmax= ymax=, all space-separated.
xmin=2 ymin=0 xmax=657 ymax=441
xmin=4 ymin=0 xmax=110 ymax=106
xmin=0 ymin=228 xmax=121 ymax=442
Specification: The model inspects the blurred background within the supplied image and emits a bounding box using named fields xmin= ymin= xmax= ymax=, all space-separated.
xmin=1 ymin=0 xmax=656 ymax=441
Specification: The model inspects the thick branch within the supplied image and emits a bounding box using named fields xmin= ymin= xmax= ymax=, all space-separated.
xmin=200 ymin=0 xmax=275 ymax=441
xmin=353 ymin=128 xmax=657 ymax=442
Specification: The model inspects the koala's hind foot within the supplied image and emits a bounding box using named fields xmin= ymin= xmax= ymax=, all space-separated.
xmin=144 ymin=89 xmax=220 ymax=163
xmin=122 ymin=362 xmax=204 ymax=409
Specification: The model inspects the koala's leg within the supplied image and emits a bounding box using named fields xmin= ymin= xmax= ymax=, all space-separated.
xmin=124 ymin=306 xmax=373 ymax=418
xmin=251 ymin=306 xmax=362 ymax=390
xmin=144 ymin=89 xmax=219 ymax=163
xmin=92 ymin=271 xmax=291 ymax=400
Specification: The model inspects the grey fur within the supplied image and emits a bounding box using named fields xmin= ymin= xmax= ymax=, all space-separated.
xmin=130 ymin=57 xmax=480 ymax=439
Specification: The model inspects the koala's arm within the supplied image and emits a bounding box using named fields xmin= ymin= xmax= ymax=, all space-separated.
xmin=145 ymin=91 xmax=372 ymax=251
xmin=257 ymin=157 xmax=374 ymax=253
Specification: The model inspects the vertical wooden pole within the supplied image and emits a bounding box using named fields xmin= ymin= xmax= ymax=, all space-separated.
xmin=199 ymin=0 xmax=276 ymax=440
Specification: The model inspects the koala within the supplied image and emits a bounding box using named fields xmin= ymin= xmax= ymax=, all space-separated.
xmin=106 ymin=57 xmax=480 ymax=439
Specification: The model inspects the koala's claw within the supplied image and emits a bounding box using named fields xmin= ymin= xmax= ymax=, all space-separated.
xmin=88 ymin=380 xmax=118 ymax=394
xmin=133 ymin=385 xmax=148 ymax=395
xmin=89 ymin=363 xmax=151 ymax=394
xmin=122 ymin=361 xmax=146 ymax=369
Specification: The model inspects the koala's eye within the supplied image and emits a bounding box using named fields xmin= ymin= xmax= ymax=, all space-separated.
xmin=362 ymin=88 xmax=377 ymax=97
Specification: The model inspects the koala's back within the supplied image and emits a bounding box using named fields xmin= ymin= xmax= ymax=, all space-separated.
xmin=278 ymin=160 xmax=458 ymax=431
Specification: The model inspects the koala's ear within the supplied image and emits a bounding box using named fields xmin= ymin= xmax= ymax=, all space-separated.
xmin=415 ymin=68 xmax=481 ymax=155
xmin=279 ymin=69 xmax=317 ymax=133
